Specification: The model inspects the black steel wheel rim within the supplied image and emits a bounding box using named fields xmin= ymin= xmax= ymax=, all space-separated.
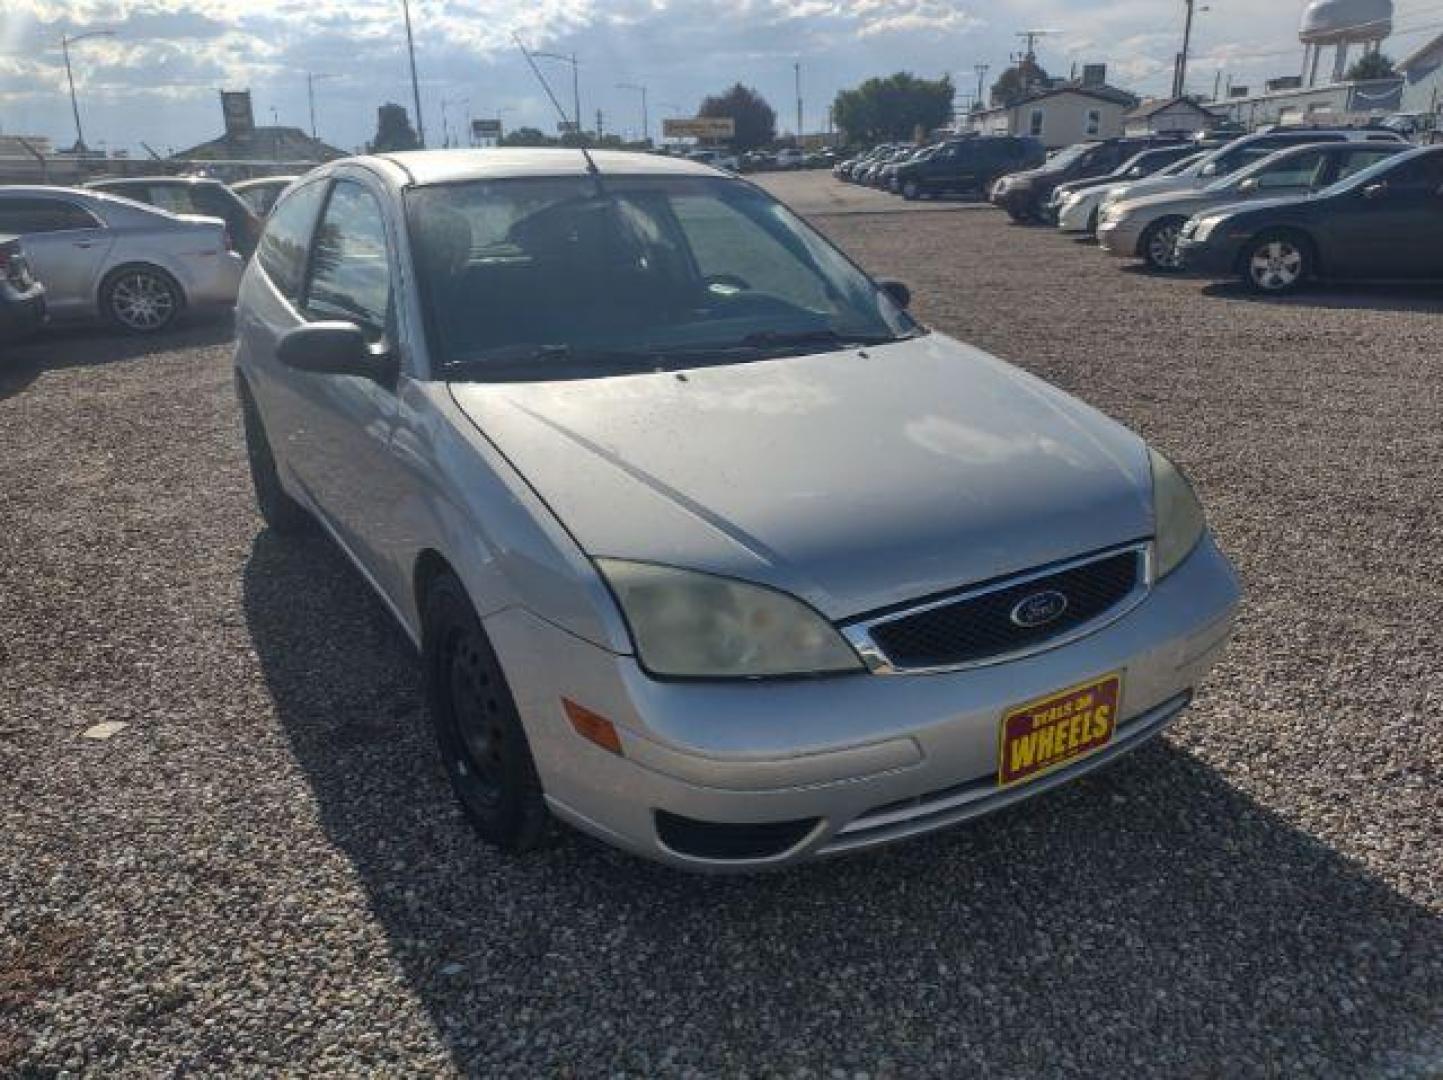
xmin=443 ymin=626 xmax=506 ymax=807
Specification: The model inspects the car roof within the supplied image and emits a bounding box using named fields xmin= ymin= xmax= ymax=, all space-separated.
xmin=233 ymin=175 xmax=300 ymax=189
xmin=88 ymin=176 xmax=223 ymax=187
xmin=369 ymin=148 xmax=726 ymax=186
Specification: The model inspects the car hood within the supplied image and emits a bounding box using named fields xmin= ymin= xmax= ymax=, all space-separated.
xmin=448 ymin=335 xmax=1153 ymax=620
xmin=1114 ymin=188 xmax=1234 ymax=220
xmin=1107 ymin=175 xmax=1199 ymax=204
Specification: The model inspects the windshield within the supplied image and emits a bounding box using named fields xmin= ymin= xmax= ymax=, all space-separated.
xmin=1162 ymin=152 xmax=1207 ymax=177
xmin=408 ymin=174 xmax=919 ymax=379
xmin=1045 ymin=144 xmax=1092 ymax=170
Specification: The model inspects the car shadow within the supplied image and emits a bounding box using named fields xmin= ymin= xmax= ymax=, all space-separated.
xmin=243 ymin=528 xmax=1443 ymax=1075
xmin=0 ymin=314 xmax=235 ymax=402
xmin=1200 ymin=280 xmax=1443 ymax=313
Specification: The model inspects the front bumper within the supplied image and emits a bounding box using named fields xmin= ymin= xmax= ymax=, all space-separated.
xmin=1096 ymin=218 xmax=1144 ymax=257
xmin=1057 ymin=194 xmax=1101 ymax=233
xmin=992 ymin=187 xmax=1038 ymax=216
xmin=487 ymin=536 xmax=1241 ymax=872
xmin=1176 ymin=235 xmax=1245 ymax=277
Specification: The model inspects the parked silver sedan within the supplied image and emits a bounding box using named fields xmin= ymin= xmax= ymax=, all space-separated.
xmin=0 ymin=186 xmax=243 ymax=333
xmin=234 ymin=150 xmax=1240 ymax=871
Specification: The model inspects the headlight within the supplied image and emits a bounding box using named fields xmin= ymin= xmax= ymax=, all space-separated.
xmin=1149 ymin=450 xmax=1207 ymax=579
xmin=1190 ymin=215 xmax=1224 ymax=242
xmin=597 ymin=560 xmax=863 ymax=679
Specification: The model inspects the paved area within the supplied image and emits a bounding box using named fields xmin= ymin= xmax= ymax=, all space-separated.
xmin=2 ymin=180 xmax=1441 ymax=1076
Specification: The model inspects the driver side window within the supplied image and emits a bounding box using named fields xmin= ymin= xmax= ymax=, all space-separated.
xmin=303 ymin=180 xmax=393 ymax=340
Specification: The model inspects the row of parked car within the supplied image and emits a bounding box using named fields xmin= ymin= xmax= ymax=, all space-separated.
xmin=0 ymin=173 xmax=298 ymax=342
xmin=838 ymin=124 xmax=1443 ymax=293
xmin=1010 ymin=125 xmax=1443 ymax=293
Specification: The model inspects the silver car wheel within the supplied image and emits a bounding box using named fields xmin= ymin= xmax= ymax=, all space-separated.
xmin=109 ymin=270 xmax=178 ymax=332
xmin=1248 ymin=240 xmax=1304 ymax=292
xmin=1145 ymin=221 xmax=1184 ymax=270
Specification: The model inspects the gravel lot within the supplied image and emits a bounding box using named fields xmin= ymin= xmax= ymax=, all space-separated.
xmin=3 ymin=175 xmax=1441 ymax=1077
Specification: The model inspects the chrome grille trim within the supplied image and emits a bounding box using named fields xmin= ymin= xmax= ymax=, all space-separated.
xmin=841 ymin=541 xmax=1153 ymax=676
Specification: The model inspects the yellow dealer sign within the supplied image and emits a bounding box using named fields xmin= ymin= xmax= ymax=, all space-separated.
xmin=662 ymin=117 xmax=736 ymax=139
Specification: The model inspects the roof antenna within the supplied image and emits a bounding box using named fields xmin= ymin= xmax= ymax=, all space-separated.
xmin=512 ymin=31 xmax=600 ymax=178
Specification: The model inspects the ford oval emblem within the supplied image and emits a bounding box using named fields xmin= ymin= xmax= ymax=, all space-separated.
xmin=1010 ymin=590 xmax=1069 ymax=629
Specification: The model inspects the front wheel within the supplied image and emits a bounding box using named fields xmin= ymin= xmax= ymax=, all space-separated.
xmin=240 ymin=387 xmax=311 ymax=536
xmin=423 ymin=573 xmax=550 ymax=853
xmin=1242 ymin=233 xmax=1312 ymax=294
xmin=102 ymin=266 xmax=182 ymax=333
xmin=1140 ymin=217 xmax=1188 ymax=272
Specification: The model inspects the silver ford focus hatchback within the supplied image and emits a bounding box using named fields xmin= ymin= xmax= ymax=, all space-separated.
xmin=234 ymin=149 xmax=1240 ymax=871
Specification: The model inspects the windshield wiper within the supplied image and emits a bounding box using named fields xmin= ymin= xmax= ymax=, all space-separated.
xmin=737 ymin=329 xmax=905 ymax=350
xmin=443 ymin=344 xmax=673 ymax=379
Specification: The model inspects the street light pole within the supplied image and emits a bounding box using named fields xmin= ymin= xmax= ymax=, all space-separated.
xmin=61 ymin=29 xmax=116 ymax=153
xmin=440 ymin=97 xmax=470 ymax=148
xmin=794 ymin=61 xmax=803 ymax=141
xmin=307 ymin=72 xmax=338 ymax=142
xmin=534 ymin=52 xmax=583 ymax=134
xmin=400 ymin=0 xmax=427 ymax=147
xmin=616 ymin=82 xmax=648 ymax=144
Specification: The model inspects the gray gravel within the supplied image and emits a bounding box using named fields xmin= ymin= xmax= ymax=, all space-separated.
xmin=2 ymin=183 xmax=1441 ymax=1077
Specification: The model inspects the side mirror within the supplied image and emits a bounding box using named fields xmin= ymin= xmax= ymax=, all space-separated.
xmin=1237 ymin=177 xmax=1261 ymax=194
xmin=277 ymin=321 xmax=395 ymax=382
xmin=1200 ymin=162 xmax=1219 ymax=178
xmin=1363 ymin=181 xmax=1389 ymax=200
xmin=878 ymin=279 xmax=911 ymax=309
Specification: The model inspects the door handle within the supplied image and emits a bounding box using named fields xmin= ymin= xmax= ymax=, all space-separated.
xmin=74 ymin=241 xmax=97 ymax=249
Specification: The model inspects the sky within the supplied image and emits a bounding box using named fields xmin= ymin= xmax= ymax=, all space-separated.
xmin=2 ymin=0 xmax=1442 ymax=155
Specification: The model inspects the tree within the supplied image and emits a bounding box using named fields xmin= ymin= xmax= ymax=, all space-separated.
xmin=831 ymin=73 xmax=955 ymax=144
xmin=368 ymin=104 xmax=420 ymax=152
xmin=990 ymin=59 xmax=1051 ymax=107
xmin=1346 ymin=52 xmax=1395 ymax=81
xmin=698 ymin=84 xmax=777 ymax=151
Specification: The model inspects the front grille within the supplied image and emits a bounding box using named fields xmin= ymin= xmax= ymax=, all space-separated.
xmin=863 ymin=548 xmax=1144 ymax=671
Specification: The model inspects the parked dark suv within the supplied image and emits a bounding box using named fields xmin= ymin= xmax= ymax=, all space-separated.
xmin=990 ymin=137 xmax=1189 ymax=222
xmin=891 ymin=136 xmax=1046 ymax=200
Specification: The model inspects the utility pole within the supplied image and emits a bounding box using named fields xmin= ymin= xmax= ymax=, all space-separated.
xmin=596 ymin=108 xmax=605 ymax=138
xmin=1213 ymin=68 xmax=1222 ymax=102
xmin=61 ymin=29 xmax=117 ymax=154
xmin=1173 ymin=0 xmax=1196 ymax=98
xmin=794 ymin=61 xmax=803 ymax=142
xmin=975 ymin=63 xmax=990 ymax=108
xmin=400 ymin=0 xmax=426 ymax=147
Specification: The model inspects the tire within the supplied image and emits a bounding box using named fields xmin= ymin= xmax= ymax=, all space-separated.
xmin=1006 ymin=207 xmax=1031 ymax=224
xmin=423 ymin=573 xmax=550 ymax=853
xmin=1086 ymin=207 xmax=1100 ymax=234
xmin=101 ymin=265 xmax=182 ymax=334
xmin=1241 ymin=232 xmax=1312 ymax=295
xmin=1140 ymin=217 xmax=1188 ymax=272
xmin=239 ymin=384 xmax=311 ymax=535
xmin=902 ymin=180 xmax=920 ymax=201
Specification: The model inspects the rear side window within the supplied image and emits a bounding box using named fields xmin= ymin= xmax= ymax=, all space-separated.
xmin=0 ymin=198 xmax=101 ymax=233
xmin=257 ymin=180 xmax=328 ymax=300
xmin=1385 ymin=153 xmax=1443 ymax=192
xmin=1336 ymin=148 xmax=1399 ymax=180
xmin=303 ymin=180 xmax=392 ymax=337
xmin=141 ymin=185 xmax=199 ymax=215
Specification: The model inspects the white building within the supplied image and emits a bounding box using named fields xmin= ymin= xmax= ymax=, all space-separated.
xmin=1399 ymin=31 xmax=1443 ymax=119
xmin=970 ymin=79 xmax=1137 ymax=150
